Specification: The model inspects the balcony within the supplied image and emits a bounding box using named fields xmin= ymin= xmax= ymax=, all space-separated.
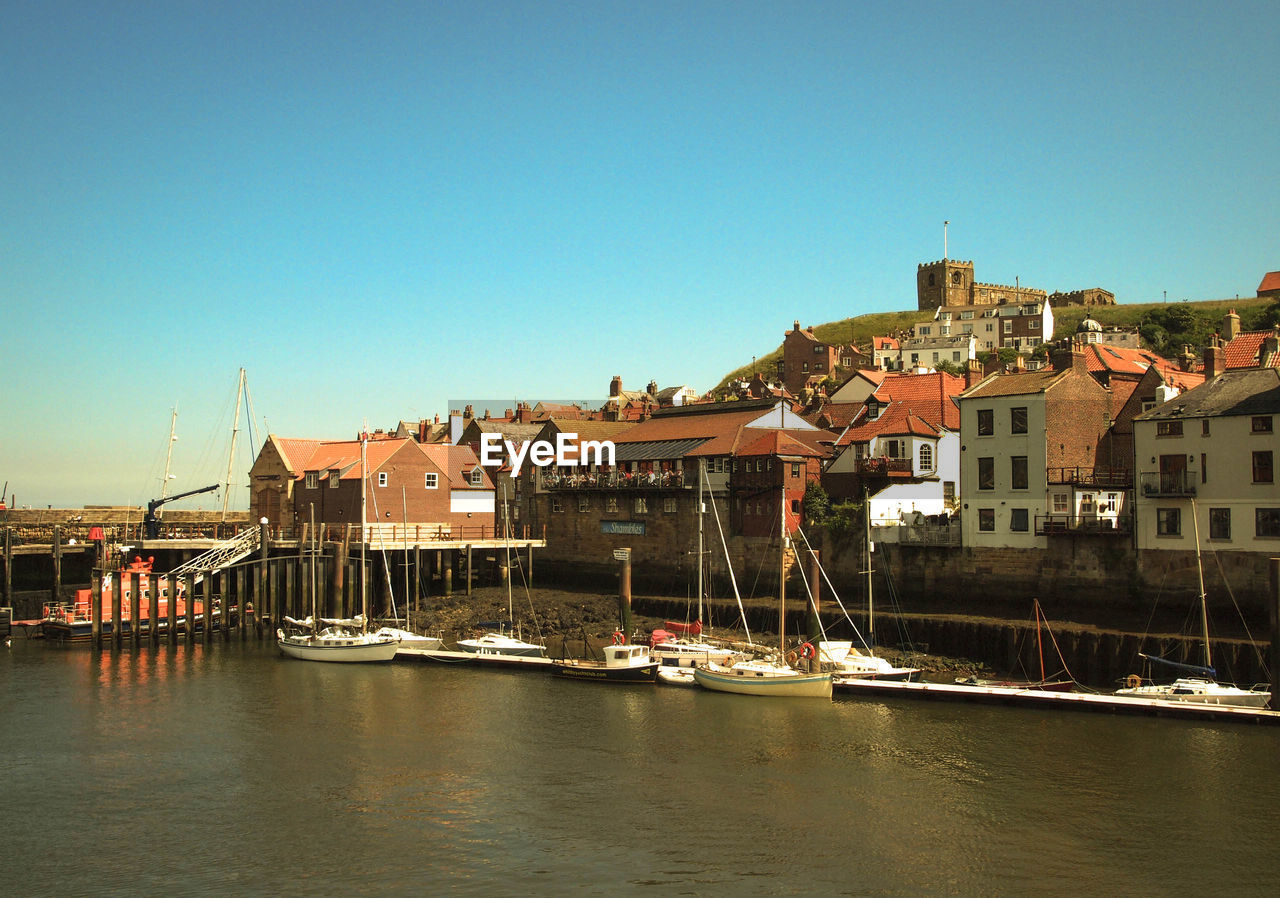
xmin=1046 ymin=466 xmax=1133 ymax=489
xmin=854 ymin=457 xmax=915 ymax=477
xmin=1035 ymin=514 xmax=1132 ymax=536
xmin=1138 ymin=471 xmax=1196 ymax=498
xmin=541 ymin=469 xmax=687 ymax=491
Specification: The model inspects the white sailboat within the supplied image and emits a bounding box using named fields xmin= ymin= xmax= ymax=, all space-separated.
xmin=278 ymin=434 xmax=399 ymax=662
xmin=693 ymin=481 xmax=832 ymax=698
xmin=454 ymin=484 xmax=547 ymax=660
xmin=1115 ymin=500 xmax=1269 ymax=707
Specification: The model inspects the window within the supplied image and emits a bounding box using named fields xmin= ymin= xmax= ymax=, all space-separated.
xmin=1156 ymin=507 xmax=1181 ymax=536
xmin=1003 ymin=320 xmax=1012 ymax=334
xmin=791 ymin=462 xmax=800 ymax=477
xmin=977 ymin=409 xmax=994 ymax=436
xmin=918 ymin=326 xmax=931 ymax=336
xmin=1156 ymin=421 xmax=1183 ymax=436
xmin=606 ymin=496 xmax=619 ymax=513
xmin=1253 ymin=416 xmax=1274 ymax=434
xmin=1029 ymin=320 xmax=1040 ymax=331
xmin=329 ymin=470 xmax=340 ymax=488
xmin=663 ymin=497 xmax=677 ymax=514
xmin=1254 ymin=451 xmax=1274 ymax=483
xmin=378 ymin=472 xmax=388 ymax=487
xmin=1011 ymin=456 xmax=1028 ymax=490
xmin=634 ymin=497 xmax=648 ymax=515
xmin=978 ymin=457 xmax=995 ymax=490
xmin=961 ymin=311 xmax=973 ymax=320
xmin=551 ymin=497 xmax=563 ymax=513
xmin=1201 ymin=453 xmax=1207 ymax=484
xmin=1141 ymin=400 xmax=1157 ymax=413
xmin=951 ymin=271 xmax=962 ymax=285
xmin=978 ymin=509 xmax=995 ymax=531
xmin=470 ymin=469 xmax=483 ymax=486
xmin=1257 ymin=508 xmax=1280 ymax=538
xmin=578 ymin=496 xmax=590 ymax=512
xmin=1052 ymin=493 xmax=1069 ymax=513
xmin=1011 ymin=407 xmax=1028 ymax=434
xmin=1202 ymin=420 xmax=1211 ymax=436
xmin=424 ymin=473 xmax=438 ymax=489
xmin=919 ymin=443 xmax=934 ymax=471
xmin=305 ymin=472 xmax=318 ymax=490
xmin=943 ymin=481 xmax=955 ymax=503
xmin=1010 ymin=508 xmax=1028 ymax=532
xmin=1209 ymin=507 xmax=1231 ymax=540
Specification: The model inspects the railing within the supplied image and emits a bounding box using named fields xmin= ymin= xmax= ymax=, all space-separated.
xmin=1047 ymin=466 xmax=1133 ymax=488
xmin=1138 ymin=471 xmax=1196 ymax=498
xmin=882 ymin=521 xmax=962 ymax=546
xmin=1035 ymin=514 xmax=1133 ymax=536
xmin=541 ymin=470 xmax=686 ymax=490
xmin=306 ymin=522 xmax=537 ymax=543
xmin=854 ymin=457 xmax=915 ymax=476
xmin=0 ymin=521 xmax=251 ymax=545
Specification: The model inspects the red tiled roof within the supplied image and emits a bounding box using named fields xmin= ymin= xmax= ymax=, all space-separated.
xmin=836 ymin=402 xmax=942 ymax=446
xmin=736 ymin=430 xmax=826 ymax=458
xmin=1258 ymin=271 xmax=1280 ymax=294
xmin=613 ymin=403 xmax=834 ymax=458
xmin=1224 ymin=331 xmax=1280 ymax=369
xmin=274 ymin=438 xmax=322 ymax=472
xmin=869 ymin=371 xmax=965 ymax=430
xmin=961 ymin=369 xmax=1065 ymax=398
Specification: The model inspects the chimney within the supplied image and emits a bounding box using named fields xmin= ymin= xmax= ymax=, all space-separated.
xmin=646 ymin=380 xmax=658 ymax=397
xmin=1262 ymin=335 xmax=1280 ymax=368
xmin=1223 ymin=309 xmax=1241 ymax=341
xmin=463 ymin=404 xmax=473 ymax=420
xmin=504 ymin=408 xmax=512 ymax=419
xmin=793 ymin=320 xmax=800 ymax=332
xmin=965 ymin=358 xmax=984 ymax=389
xmin=1205 ymin=336 xmax=1227 ymax=377
xmin=609 ymin=375 xmax=622 ymax=397
xmin=1049 ymin=346 xmax=1086 ymax=374
xmin=1178 ymin=344 xmax=1197 ymax=372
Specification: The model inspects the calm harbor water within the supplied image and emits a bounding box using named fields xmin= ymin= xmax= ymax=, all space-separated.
xmin=4 ymin=638 xmax=1280 ymax=896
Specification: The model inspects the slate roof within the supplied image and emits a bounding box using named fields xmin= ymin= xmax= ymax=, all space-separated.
xmin=1135 ymin=368 xmax=1280 ymax=420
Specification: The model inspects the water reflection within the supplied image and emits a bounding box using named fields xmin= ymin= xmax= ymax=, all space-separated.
xmin=4 ymin=639 xmax=1280 ymax=895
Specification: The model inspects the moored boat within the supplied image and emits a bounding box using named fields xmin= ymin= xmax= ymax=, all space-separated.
xmin=41 ymin=555 xmax=216 ymax=641
xmin=277 ymin=616 xmax=400 ymax=663
xmin=455 ymin=627 xmax=547 ymax=658
xmin=552 ymin=642 xmax=659 ymax=684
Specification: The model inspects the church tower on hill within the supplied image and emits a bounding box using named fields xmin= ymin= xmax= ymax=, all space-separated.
xmin=917 ymin=259 xmax=974 ymax=310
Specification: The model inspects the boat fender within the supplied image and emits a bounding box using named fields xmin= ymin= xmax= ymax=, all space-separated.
xmin=800 ymin=642 xmax=816 ymax=660
xmin=1125 ymin=674 xmax=1142 ymax=689
xmin=612 ymin=631 xmax=625 ymax=645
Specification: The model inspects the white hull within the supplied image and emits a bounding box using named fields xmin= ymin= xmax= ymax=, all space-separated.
xmin=456 ymin=632 xmax=546 ymax=658
xmin=1115 ymin=678 xmax=1271 ymax=708
xmin=277 ymin=630 xmax=400 ymax=663
xmin=376 ymin=628 xmax=443 ymax=653
xmin=656 ymin=667 xmax=699 ymax=688
xmin=693 ymin=662 xmax=832 ymax=698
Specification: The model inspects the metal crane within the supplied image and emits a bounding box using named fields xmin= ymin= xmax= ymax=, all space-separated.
xmin=145 ymin=484 xmax=218 ymax=538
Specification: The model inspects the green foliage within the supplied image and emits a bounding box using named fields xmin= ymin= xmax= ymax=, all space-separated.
xmin=825 ymin=500 xmax=864 ymax=541
xmin=934 ymin=359 xmax=962 ymax=376
xmin=801 ymin=481 xmax=831 ymax=524
xmin=1137 ymin=304 xmax=1217 ymax=357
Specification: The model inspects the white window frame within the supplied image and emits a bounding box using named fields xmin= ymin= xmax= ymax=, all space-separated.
xmin=425 ymin=473 xmax=438 ymax=489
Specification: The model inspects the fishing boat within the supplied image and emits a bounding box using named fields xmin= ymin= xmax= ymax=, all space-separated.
xmin=278 ymin=434 xmax=398 ymax=663
xmin=693 ymin=482 xmax=832 ymax=699
xmin=953 ymin=600 xmax=1074 ymax=692
xmin=552 ymin=641 xmax=659 ymax=684
xmin=1115 ymin=500 xmax=1270 ymax=708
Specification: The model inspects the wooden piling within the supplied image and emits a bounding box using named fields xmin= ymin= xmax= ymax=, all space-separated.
xmin=2 ymin=528 xmax=12 ymax=608
xmin=111 ymin=564 xmax=123 ymax=650
xmin=443 ymin=554 xmax=453 ymax=595
xmin=236 ymin=565 xmax=246 ymax=639
xmin=184 ymin=573 xmax=196 ymax=642
xmin=257 ymin=519 xmax=269 ymax=636
xmin=1270 ymin=558 xmax=1279 ymax=711
xmin=91 ymin=564 xmax=102 ymax=649
xmin=618 ymin=548 xmax=632 ymax=636
xmin=168 ymin=572 xmax=179 ymax=645
xmin=201 ymin=573 xmax=212 ymax=644
xmin=51 ymin=524 xmax=62 ymax=607
xmin=466 ymin=545 xmax=473 ymax=596
xmin=129 ymin=570 xmax=141 ymax=647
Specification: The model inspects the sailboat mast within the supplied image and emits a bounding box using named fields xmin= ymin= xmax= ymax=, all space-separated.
xmin=697 ymin=458 xmax=705 ymax=624
xmin=779 ymin=481 xmax=786 ymax=651
xmin=503 ymin=481 xmax=513 ymax=625
xmin=221 ymin=368 xmax=245 ymax=521
xmin=1191 ymin=498 xmax=1211 ymax=669
xmin=865 ymin=487 xmax=874 ymax=647
xmin=161 ymin=406 xmax=178 ymax=500
xmin=361 ymin=431 xmax=368 ymax=626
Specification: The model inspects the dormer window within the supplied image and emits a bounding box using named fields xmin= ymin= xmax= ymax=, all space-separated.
xmin=305 ymin=472 xmax=318 ymax=490
xmin=470 ymin=469 xmax=483 ymax=486
xmin=329 ymin=470 xmax=340 ymax=488
xmin=866 ymin=400 xmax=880 ymax=420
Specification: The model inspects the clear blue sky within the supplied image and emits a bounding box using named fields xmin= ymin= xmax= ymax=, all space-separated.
xmin=3 ymin=0 xmax=1277 ymax=509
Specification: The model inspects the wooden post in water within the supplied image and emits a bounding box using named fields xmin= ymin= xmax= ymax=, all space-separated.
xmin=465 ymin=545 xmax=473 ymax=596
xmin=51 ymin=524 xmax=62 ymax=608
xmin=168 ymin=572 xmax=179 ymax=644
xmin=129 ymin=570 xmax=141 ymax=648
xmin=91 ymin=563 xmax=103 ymax=649
xmin=334 ymin=525 xmax=349 ymax=620
xmin=236 ymin=565 xmax=246 ymax=640
xmin=2 ymin=528 xmax=12 ymax=608
xmin=257 ymin=519 xmax=269 ymax=636
xmin=1270 ymin=558 xmax=1279 ymax=711
xmin=617 ymin=547 xmax=632 ymax=638
xmin=285 ymin=558 xmax=296 ymax=621
xmin=202 ymin=572 xmax=213 ymax=644
xmin=110 ymin=563 xmax=123 ymax=650
xmin=184 ymin=572 xmax=196 ymax=642
xmin=804 ymin=546 xmax=821 ymax=647
xmin=443 ymin=552 xmax=453 ymax=595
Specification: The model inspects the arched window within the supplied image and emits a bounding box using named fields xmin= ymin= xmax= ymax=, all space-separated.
xmin=951 ymin=271 xmax=962 ymax=285
xmin=928 ymin=273 xmax=936 ymax=286
xmin=919 ymin=443 xmax=934 ymax=471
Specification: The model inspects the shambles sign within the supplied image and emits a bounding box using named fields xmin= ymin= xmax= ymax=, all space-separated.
xmin=601 ymin=521 xmax=645 ymax=536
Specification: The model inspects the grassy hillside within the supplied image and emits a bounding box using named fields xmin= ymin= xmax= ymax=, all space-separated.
xmin=713 ymin=296 xmax=1276 ymax=393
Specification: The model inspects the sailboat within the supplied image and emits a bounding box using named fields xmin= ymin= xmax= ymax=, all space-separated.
xmin=1115 ymin=500 xmax=1269 ymax=707
xmin=454 ymin=484 xmax=547 ymax=660
xmin=805 ymin=505 xmax=919 ymax=684
xmin=277 ymin=434 xmax=400 ymax=662
xmin=693 ymin=481 xmax=833 ymax=698
xmin=653 ymin=460 xmax=746 ymax=683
